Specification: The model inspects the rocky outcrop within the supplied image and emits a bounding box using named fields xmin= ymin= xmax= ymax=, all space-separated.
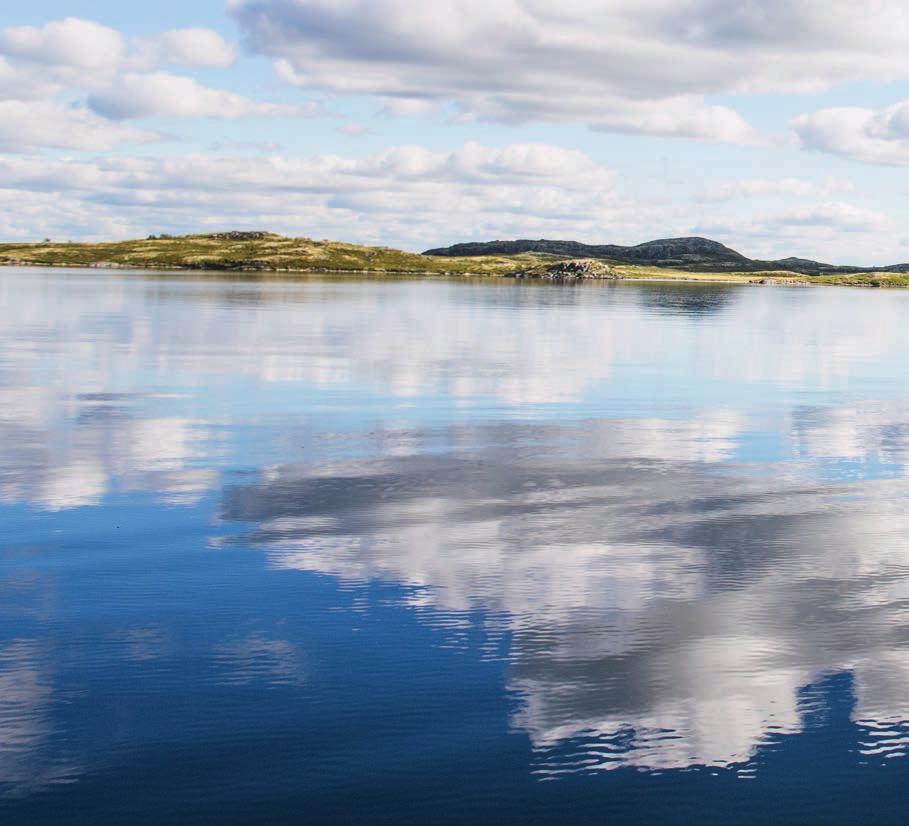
xmin=202 ymin=231 xmax=280 ymax=242
xmin=191 ymin=258 xmax=274 ymax=271
xmin=511 ymin=259 xmax=618 ymax=281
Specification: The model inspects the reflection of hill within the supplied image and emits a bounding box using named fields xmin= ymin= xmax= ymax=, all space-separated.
xmin=635 ymin=283 xmax=740 ymax=317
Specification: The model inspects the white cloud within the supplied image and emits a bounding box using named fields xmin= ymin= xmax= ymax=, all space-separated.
xmin=374 ymin=95 xmax=437 ymax=119
xmin=692 ymin=202 xmax=896 ymax=262
xmin=0 ymin=141 xmax=899 ymax=261
xmin=793 ymin=101 xmax=909 ymax=165
xmin=234 ymin=0 xmax=777 ymax=142
xmin=0 ymin=19 xmax=126 ymax=100
xmin=766 ymin=202 xmax=891 ymax=233
xmin=0 ymin=17 xmax=124 ymax=71
xmin=0 ymin=17 xmax=298 ymax=146
xmin=589 ymin=97 xmax=761 ymax=144
xmin=0 ymin=142 xmax=625 ymax=246
xmin=0 ymin=18 xmax=237 ymax=73
xmin=0 ymin=100 xmax=156 ymax=152
xmin=130 ymin=28 xmax=237 ymax=69
xmin=229 ymin=0 xmax=909 ymax=141
xmin=700 ymin=176 xmax=854 ymax=202
xmin=87 ymin=72 xmax=321 ymax=120
xmin=0 ymin=55 xmax=61 ymax=101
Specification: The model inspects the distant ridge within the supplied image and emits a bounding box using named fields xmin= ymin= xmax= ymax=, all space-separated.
xmin=423 ymin=236 xmax=909 ymax=276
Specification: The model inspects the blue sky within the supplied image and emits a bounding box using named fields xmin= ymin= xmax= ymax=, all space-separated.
xmin=2 ymin=1 xmax=909 ymax=264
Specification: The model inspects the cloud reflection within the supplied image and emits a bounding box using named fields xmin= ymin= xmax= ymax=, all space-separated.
xmin=4 ymin=272 xmax=909 ymax=781
xmin=222 ymin=418 xmax=909 ymax=772
xmin=3 ymin=274 xmax=909 ymax=516
xmin=0 ymin=641 xmax=75 ymax=797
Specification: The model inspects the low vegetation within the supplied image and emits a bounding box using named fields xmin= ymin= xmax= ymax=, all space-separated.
xmin=3 ymin=232 xmax=909 ymax=287
xmin=0 ymin=233 xmax=542 ymax=276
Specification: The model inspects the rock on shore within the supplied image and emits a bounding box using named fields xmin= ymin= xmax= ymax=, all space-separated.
xmin=510 ymin=259 xmax=618 ymax=281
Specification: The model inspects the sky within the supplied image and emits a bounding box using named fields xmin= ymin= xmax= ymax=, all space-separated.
xmin=2 ymin=1 xmax=909 ymax=264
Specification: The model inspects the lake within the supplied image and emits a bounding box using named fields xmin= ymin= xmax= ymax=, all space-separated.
xmin=2 ymin=268 xmax=909 ymax=824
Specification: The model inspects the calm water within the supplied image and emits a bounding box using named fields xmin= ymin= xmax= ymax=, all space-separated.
xmin=3 ymin=269 xmax=909 ymax=824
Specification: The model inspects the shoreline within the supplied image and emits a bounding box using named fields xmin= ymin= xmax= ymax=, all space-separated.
xmin=0 ymin=259 xmax=901 ymax=289
xmin=2 ymin=232 xmax=907 ymax=289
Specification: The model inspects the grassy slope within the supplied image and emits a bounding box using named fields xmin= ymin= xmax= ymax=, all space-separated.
xmin=3 ymin=234 xmax=909 ymax=287
xmin=0 ymin=235 xmax=543 ymax=276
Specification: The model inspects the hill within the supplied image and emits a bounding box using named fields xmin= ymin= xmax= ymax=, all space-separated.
xmin=424 ymin=237 xmax=749 ymax=269
xmin=0 ymin=232 xmax=541 ymax=276
xmin=2 ymin=232 xmax=909 ymax=287
xmin=423 ymin=236 xmax=909 ymax=276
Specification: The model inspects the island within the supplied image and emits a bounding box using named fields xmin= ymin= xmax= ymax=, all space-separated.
xmin=2 ymin=231 xmax=908 ymax=287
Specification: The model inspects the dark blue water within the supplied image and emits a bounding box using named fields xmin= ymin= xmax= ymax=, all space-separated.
xmin=3 ymin=269 xmax=909 ymax=824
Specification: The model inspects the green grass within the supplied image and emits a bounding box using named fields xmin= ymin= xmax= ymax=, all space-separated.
xmin=3 ymin=233 xmax=908 ymax=287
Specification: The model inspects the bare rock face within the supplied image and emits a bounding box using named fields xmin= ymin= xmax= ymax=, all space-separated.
xmin=231 ymin=259 xmax=273 ymax=271
xmin=511 ymin=259 xmax=618 ymax=281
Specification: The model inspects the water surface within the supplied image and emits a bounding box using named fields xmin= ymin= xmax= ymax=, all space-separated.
xmin=3 ymin=269 xmax=909 ymax=823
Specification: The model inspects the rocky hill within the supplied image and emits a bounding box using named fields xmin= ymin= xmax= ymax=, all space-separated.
xmin=423 ymin=236 xmax=909 ymax=276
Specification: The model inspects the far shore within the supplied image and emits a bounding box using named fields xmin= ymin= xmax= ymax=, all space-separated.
xmin=2 ymin=233 xmax=907 ymax=289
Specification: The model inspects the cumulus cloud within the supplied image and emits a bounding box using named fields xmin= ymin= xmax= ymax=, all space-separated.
xmin=87 ymin=72 xmax=321 ymax=120
xmin=0 ymin=17 xmax=305 ymax=147
xmin=0 ymin=142 xmax=627 ymax=246
xmin=765 ymin=202 xmax=891 ymax=233
xmin=0 ymin=18 xmax=236 ymax=73
xmin=0 ymin=56 xmax=60 ymax=101
xmin=230 ymin=0 xmax=909 ymax=141
xmin=691 ymin=201 xmax=896 ymax=262
xmin=232 ymin=0 xmax=780 ymax=142
xmin=0 ymin=17 xmax=124 ymax=72
xmin=0 ymin=19 xmax=127 ymax=101
xmin=699 ymin=176 xmax=854 ymax=203
xmin=130 ymin=28 xmax=237 ymax=69
xmin=588 ymin=97 xmax=760 ymax=144
xmin=0 ymin=100 xmax=156 ymax=153
xmin=0 ymin=140 xmax=898 ymax=260
xmin=793 ymin=101 xmax=909 ymax=165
